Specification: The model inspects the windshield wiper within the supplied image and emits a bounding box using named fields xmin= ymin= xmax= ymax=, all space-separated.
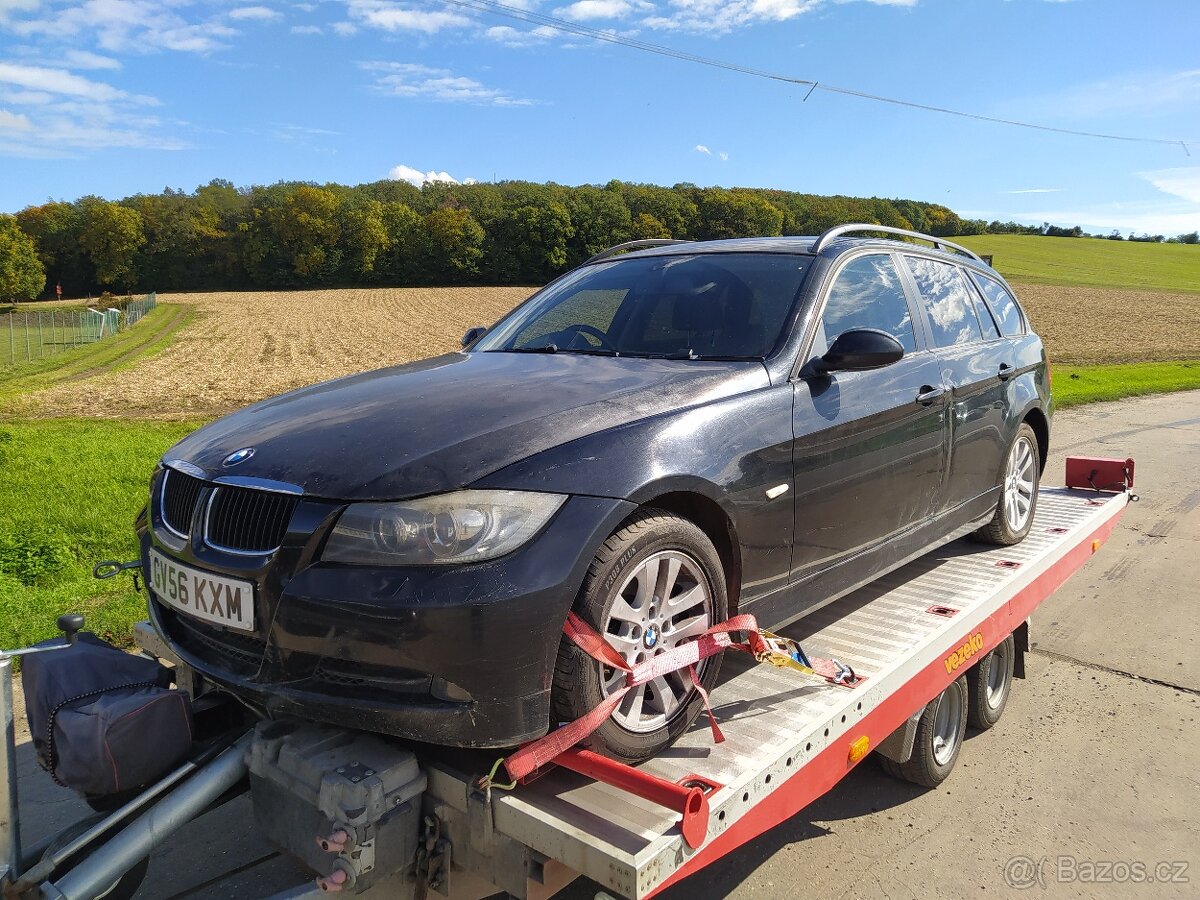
xmin=559 ymin=347 xmax=619 ymax=356
xmin=490 ymin=344 xmax=559 ymax=353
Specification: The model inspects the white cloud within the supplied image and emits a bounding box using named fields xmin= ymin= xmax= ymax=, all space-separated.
xmin=0 ymin=108 xmax=33 ymax=131
xmin=1004 ymin=188 xmax=1061 ymax=194
xmin=1140 ymin=167 xmax=1200 ymax=204
xmin=362 ymin=61 xmax=532 ymax=105
xmin=484 ymin=24 xmax=550 ymax=47
xmin=554 ymin=1 xmax=638 ymax=21
xmin=346 ymin=1 xmax=471 ymax=34
xmin=57 ymin=50 xmax=121 ymax=70
xmin=229 ymin=6 xmax=283 ymax=21
xmin=0 ymin=61 xmax=178 ymax=157
xmin=0 ymin=62 xmax=130 ymax=102
xmin=388 ymin=163 xmax=477 ymax=186
xmin=7 ymin=2 xmax=239 ymax=54
xmin=719 ymin=150 xmax=729 ymax=161
xmin=332 ymin=21 xmax=358 ymax=35
xmin=645 ymin=0 xmax=821 ymax=32
xmin=694 ymin=144 xmax=711 ymax=155
xmin=291 ymin=24 xmax=322 ymax=34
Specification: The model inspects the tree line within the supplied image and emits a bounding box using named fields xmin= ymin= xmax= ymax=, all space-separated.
xmin=1 ymin=178 xmax=1195 ymax=301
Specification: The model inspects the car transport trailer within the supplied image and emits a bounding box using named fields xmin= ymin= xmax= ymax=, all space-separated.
xmin=1 ymin=470 xmax=1132 ymax=900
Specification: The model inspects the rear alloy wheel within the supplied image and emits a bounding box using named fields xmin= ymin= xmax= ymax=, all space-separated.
xmin=551 ymin=509 xmax=728 ymax=764
xmin=975 ymin=422 xmax=1040 ymax=546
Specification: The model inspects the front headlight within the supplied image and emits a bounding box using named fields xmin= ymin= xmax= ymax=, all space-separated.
xmin=322 ymin=490 xmax=566 ymax=565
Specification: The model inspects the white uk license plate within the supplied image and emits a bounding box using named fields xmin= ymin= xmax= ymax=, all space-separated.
xmin=148 ymin=549 xmax=255 ymax=632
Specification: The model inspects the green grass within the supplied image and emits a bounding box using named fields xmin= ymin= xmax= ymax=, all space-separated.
xmin=0 ymin=304 xmax=191 ymax=403
xmin=957 ymin=234 xmax=1200 ymax=293
xmin=0 ymin=419 xmax=197 ymax=650
xmin=1053 ymin=360 xmax=1200 ymax=408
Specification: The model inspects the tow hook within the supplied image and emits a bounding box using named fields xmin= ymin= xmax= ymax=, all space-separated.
xmin=93 ymin=559 xmax=144 ymax=592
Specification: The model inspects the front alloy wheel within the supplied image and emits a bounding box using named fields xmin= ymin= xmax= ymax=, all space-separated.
xmin=551 ymin=509 xmax=728 ymax=764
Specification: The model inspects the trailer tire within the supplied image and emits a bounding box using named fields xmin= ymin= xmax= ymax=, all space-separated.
xmin=967 ymin=633 xmax=1015 ymax=729
xmin=551 ymin=509 xmax=727 ymax=765
xmin=877 ymin=676 xmax=968 ymax=788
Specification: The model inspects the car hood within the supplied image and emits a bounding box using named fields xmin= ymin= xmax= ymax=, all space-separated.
xmin=164 ymin=351 xmax=769 ymax=500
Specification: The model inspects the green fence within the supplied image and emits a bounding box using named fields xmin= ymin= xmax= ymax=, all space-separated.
xmin=1 ymin=294 xmax=157 ymax=370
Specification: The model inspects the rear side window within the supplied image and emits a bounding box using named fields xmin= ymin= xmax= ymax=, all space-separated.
xmin=904 ymin=257 xmax=983 ymax=347
xmin=975 ymin=276 xmax=1026 ymax=337
xmin=969 ymin=282 xmax=1002 ymax=341
xmin=820 ymin=254 xmax=917 ymax=353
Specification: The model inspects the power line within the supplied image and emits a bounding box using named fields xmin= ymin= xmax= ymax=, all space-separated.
xmin=439 ymin=0 xmax=1195 ymax=152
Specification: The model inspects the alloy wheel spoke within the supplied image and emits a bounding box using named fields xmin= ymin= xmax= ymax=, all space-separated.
xmin=668 ymin=613 xmax=710 ymax=644
xmin=665 ymin=583 xmax=704 ymax=615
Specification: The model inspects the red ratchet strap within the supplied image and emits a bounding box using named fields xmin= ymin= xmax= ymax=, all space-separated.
xmin=505 ymin=612 xmax=850 ymax=782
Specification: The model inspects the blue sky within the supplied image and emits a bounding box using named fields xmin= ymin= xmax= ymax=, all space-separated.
xmin=1 ymin=0 xmax=1198 ymax=236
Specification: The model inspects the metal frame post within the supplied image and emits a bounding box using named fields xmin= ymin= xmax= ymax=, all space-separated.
xmin=1 ymin=655 xmax=21 ymax=886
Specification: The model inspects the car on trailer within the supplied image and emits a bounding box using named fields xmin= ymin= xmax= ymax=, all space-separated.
xmin=138 ymin=224 xmax=1052 ymax=764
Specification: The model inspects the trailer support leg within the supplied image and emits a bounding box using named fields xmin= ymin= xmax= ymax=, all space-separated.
xmin=40 ymin=731 xmax=253 ymax=900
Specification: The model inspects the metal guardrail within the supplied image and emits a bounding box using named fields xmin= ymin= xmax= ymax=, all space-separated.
xmin=1 ymin=293 xmax=156 ymax=370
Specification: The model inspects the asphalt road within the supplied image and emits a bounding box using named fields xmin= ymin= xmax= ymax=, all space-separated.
xmin=10 ymin=390 xmax=1199 ymax=900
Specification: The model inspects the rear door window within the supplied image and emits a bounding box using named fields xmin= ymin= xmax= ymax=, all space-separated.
xmin=819 ymin=254 xmax=917 ymax=354
xmin=969 ymin=280 xmax=1002 ymax=341
xmin=904 ymin=256 xmax=984 ymax=347
xmin=974 ymin=275 xmax=1026 ymax=337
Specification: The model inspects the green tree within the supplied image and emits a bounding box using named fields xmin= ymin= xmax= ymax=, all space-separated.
xmin=376 ymin=202 xmax=428 ymax=284
xmin=630 ymin=212 xmax=671 ymax=239
xmin=695 ymin=189 xmax=784 ymax=240
xmin=491 ymin=202 xmax=575 ymax=282
xmin=339 ymin=195 xmax=389 ymax=278
xmin=0 ymin=215 xmax=45 ymax=302
xmin=565 ymin=185 xmax=632 ymax=263
xmin=79 ymin=198 xmax=146 ymax=289
xmin=15 ymin=202 xmax=87 ymax=296
xmin=425 ymin=207 xmax=485 ymax=280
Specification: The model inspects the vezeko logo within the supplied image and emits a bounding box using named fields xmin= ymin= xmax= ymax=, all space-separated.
xmin=944 ymin=632 xmax=985 ymax=674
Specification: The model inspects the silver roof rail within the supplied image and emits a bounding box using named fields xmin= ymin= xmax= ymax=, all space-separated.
xmin=584 ymin=239 xmax=693 ymax=265
xmin=812 ymin=223 xmax=984 ymax=262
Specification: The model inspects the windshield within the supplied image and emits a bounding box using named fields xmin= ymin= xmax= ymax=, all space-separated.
xmin=475 ymin=252 xmax=812 ymax=360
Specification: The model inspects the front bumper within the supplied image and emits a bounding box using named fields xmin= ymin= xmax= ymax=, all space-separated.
xmin=144 ymin=494 xmax=635 ymax=748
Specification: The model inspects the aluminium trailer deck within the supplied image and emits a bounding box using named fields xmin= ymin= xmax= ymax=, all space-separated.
xmin=413 ymin=486 xmax=1128 ymax=900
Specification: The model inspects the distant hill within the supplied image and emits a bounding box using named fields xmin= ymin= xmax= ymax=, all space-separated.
xmin=958 ymin=234 xmax=1200 ymax=294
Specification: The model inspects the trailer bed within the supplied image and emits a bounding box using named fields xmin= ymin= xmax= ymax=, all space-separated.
xmin=422 ymin=486 xmax=1127 ymax=899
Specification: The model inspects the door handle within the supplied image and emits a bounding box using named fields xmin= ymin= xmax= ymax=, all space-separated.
xmin=915 ymin=385 xmax=945 ymax=406
xmin=997 ymin=363 xmax=1014 ymax=381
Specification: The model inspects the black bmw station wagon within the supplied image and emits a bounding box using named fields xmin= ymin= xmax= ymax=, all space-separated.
xmin=141 ymin=224 xmax=1051 ymax=762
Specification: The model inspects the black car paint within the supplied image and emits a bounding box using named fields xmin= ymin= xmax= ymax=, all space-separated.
xmin=140 ymin=236 xmax=1052 ymax=747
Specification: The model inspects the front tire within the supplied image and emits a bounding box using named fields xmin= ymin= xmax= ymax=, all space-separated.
xmin=975 ymin=422 xmax=1040 ymax=546
xmin=550 ymin=509 xmax=728 ymax=764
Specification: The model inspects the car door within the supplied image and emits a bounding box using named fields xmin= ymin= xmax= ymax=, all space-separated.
xmin=902 ymin=255 xmax=1010 ymax=517
xmin=789 ymin=252 xmax=948 ymax=582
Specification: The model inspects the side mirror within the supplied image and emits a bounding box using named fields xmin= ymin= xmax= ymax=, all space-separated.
xmin=461 ymin=326 xmax=487 ymax=348
xmin=812 ymin=328 xmax=904 ymax=374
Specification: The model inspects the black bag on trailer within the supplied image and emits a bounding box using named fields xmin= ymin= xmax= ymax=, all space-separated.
xmin=21 ymin=633 xmax=194 ymax=797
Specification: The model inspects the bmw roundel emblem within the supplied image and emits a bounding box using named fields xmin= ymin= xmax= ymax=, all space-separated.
xmin=643 ymin=626 xmax=659 ymax=649
xmin=222 ymin=447 xmax=256 ymax=467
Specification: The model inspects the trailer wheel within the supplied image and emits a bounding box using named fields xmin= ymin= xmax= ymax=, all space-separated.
xmin=877 ymin=676 xmax=968 ymax=787
xmin=967 ymin=634 xmax=1015 ymax=729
